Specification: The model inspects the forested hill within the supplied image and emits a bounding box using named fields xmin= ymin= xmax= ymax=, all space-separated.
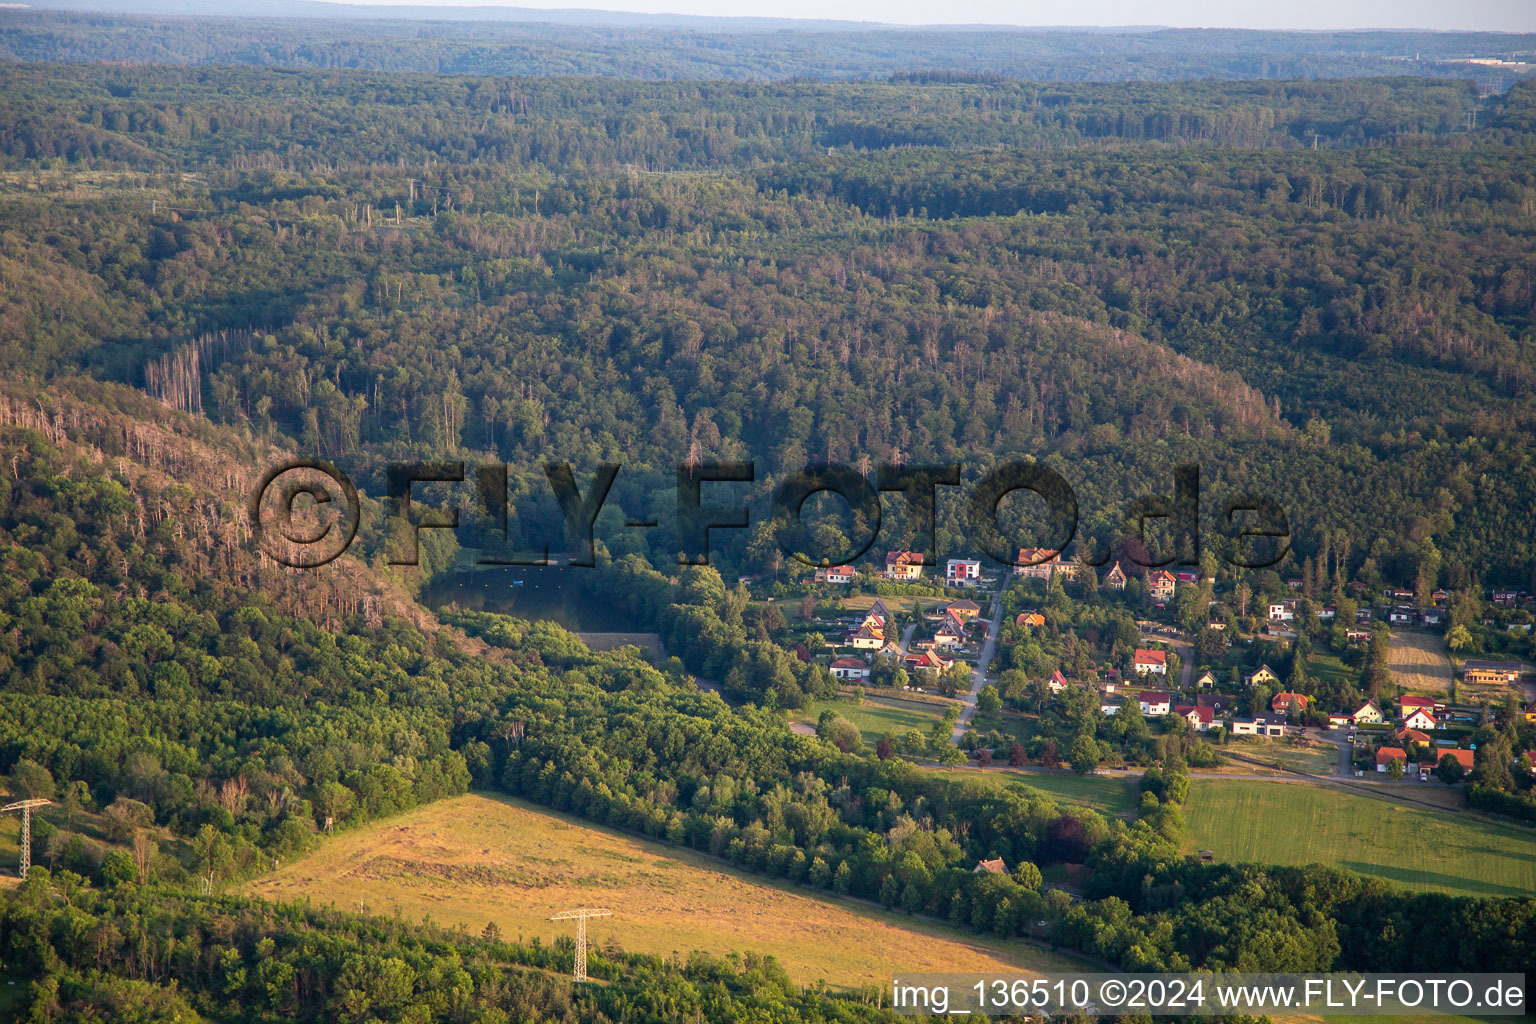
xmin=2 ymin=66 xmax=1536 ymax=582
xmin=2 ymin=9 xmax=1535 ymax=85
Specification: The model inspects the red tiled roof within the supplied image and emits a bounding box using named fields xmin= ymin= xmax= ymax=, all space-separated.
xmin=1134 ymin=649 xmax=1167 ymax=665
xmin=1375 ymin=747 xmax=1408 ymax=766
xmin=1440 ymin=749 xmax=1475 ymax=770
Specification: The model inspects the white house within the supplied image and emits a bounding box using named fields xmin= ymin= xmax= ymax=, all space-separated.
xmin=829 ymin=656 xmax=870 ymax=681
xmin=1138 ymin=690 xmax=1172 ymax=716
xmin=945 ymin=559 xmax=983 ymax=587
xmin=1230 ymin=714 xmax=1287 ymax=737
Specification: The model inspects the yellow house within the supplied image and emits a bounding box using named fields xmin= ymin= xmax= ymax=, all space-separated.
xmin=1247 ymin=664 xmax=1279 ymax=688
xmin=1351 ymin=700 xmax=1383 ymax=725
xmin=1524 ymin=701 xmax=1536 ymax=724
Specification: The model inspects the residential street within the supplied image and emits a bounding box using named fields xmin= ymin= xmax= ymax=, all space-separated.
xmin=951 ymin=587 xmax=1006 ymax=742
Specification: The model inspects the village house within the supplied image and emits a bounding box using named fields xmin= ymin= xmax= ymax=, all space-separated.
xmin=1146 ymin=569 xmax=1177 ymax=602
xmin=1015 ymin=611 xmax=1045 ymax=629
xmin=1463 ymin=660 xmax=1522 ymax=687
xmin=1526 ymin=701 xmax=1536 ymax=724
xmin=945 ymin=558 xmax=982 ymax=587
xmin=1194 ymin=669 xmax=1218 ymax=690
xmin=1350 ymin=699 xmax=1383 ymax=724
xmin=1271 ymin=691 xmax=1310 ymax=715
xmin=1138 ymin=690 xmax=1172 ymax=716
xmin=850 ymin=623 xmax=884 ymax=650
xmin=1015 ymin=547 xmax=1081 ymax=581
xmin=814 ymin=565 xmax=855 ymax=584
xmin=1046 ymin=669 xmax=1071 ymax=695
xmin=947 ymin=599 xmax=981 ymax=621
xmin=1133 ymin=649 xmax=1168 ymax=676
xmin=1399 ymin=695 xmax=1437 ymax=716
xmin=1437 ymin=748 xmax=1475 ymax=773
xmin=903 ymin=648 xmax=953 ymax=673
xmin=1401 ymin=706 xmax=1438 ymax=731
xmin=973 ymin=858 xmax=1007 ymax=874
xmin=1100 ymin=697 xmax=1124 ymax=716
xmin=1328 ymin=712 xmax=1352 ymax=728
xmin=1198 ymin=693 xmax=1239 ymax=715
xmin=884 ymin=551 xmax=925 ymax=581
xmin=1176 ymin=704 xmax=1214 ymax=731
xmin=1395 ymin=726 xmax=1431 ymax=746
xmin=1375 ymin=746 xmax=1408 ymax=773
xmin=1246 ymin=664 xmax=1280 ymax=688
xmin=1102 ymin=561 xmax=1129 ymax=590
xmin=1267 ymin=600 xmax=1296 ymax=622
xmin=829 ymin=656 xmax=870 ymax=681
xmin=932 ymin=613 xmax=967 ymax=651
xmin=1230 ymin=714 xmax=1286 ymax=737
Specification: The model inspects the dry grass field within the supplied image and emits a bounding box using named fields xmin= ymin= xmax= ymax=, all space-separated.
xmin=1387 ymin=630 xmax=1453 ymax=694
xmin=245 ymin=792 xmax=1088 ymax=988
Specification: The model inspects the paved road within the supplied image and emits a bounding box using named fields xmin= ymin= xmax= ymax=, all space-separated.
xmin=1172 ymin=639 xmax=1194 ymax=690
xmin=951 ymin=589 xmax=1006 ymax=742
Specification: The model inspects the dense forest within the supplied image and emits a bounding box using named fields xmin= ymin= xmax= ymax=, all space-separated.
xmin=1 ymin=66 xmax=1535 ymax=580
xmin=3 ymin=36 xmax=1536 ymax=1021
xmin=3 ymin=11 xmax=1534 ymax=85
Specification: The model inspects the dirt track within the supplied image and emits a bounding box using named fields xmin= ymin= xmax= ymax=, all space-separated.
xmin=1388 ymin=630 xmax=1453 ymax=694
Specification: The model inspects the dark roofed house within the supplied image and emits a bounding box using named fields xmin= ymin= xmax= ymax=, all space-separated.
xmin=973 ymin=858 xmax=1007 ymax=874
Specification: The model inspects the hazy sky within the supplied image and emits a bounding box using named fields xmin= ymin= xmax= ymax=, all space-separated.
xmin=338 ymin=0 xmax=1536 ymax=32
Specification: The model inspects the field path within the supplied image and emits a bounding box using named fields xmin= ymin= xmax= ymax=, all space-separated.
xmin=1387 ymin=630 xmax=1453 ymax=694
xmin=245 ymin=792 xmax=1088 ymax=987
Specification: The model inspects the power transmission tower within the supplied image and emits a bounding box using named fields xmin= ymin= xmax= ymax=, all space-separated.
xmin=2 ymin=799 xmax=52 ymax=878
xmin=549 ymin=908 xmax=611 ymax=982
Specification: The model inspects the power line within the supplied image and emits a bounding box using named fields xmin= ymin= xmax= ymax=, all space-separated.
xmin=549 ymin=908 xmax=612 ymax=982
xmin=1 ymin=799 xmax=52 ymax=878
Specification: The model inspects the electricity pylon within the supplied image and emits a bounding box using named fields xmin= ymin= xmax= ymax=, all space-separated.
xmin=549 ymin=908 xmax=611 ymax=982
xmin=2 ymin=799 xmax=52 ymax=878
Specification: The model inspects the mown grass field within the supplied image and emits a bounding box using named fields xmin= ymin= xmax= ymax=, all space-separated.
xmin=245 ymin=792 xmax=1089 ymax=988
xmin=1183 ymin=780 xmax=1536 ymax=897
xmin=789 ymin=697 xmax=943 ymax=747
xmin=921 ymin=767 xmax=1138 ymax=817
xmin=1225 ymin=736 xmax=1339 ymax=775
